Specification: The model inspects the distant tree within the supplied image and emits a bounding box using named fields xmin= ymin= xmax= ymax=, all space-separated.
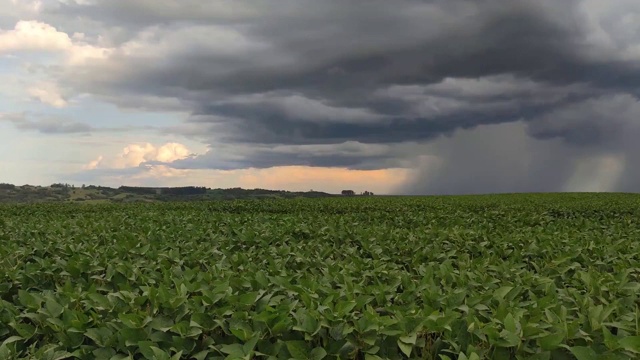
xmin=361 ymin=191 xmax=374 ymax=196
xmin=341 ymin=190 xmax=355 ymax=196
xmin=0 ymin=183 xmax=15 ymax=190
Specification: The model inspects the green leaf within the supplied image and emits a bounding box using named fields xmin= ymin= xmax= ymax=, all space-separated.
xmin=45 ymin=297 xmax=64 ymax=317
xmin=92 ymin=348 xmax=116 ymax=359
xmin=527 ymin=352 xmax=551 ymax=360
xmin=293 ymin=312 xmax=320 ymax=335
xmin=192 ymin=350 xmax=210 ymax=360
xmin=118 ymin=313 xmax=148 ymax=329
xmin=619 ymin=336 xmax=640 ymax=354
xmin=565 ymin=346 xmax=598 ymax=360
xmin=310 ymin=347 xmax=327 ymax=360
xmin=0 ymin=343 xmax=10 ymax=358
xmin=150 ymin=347 xmax=171 ymax=360
xmin=11 ymin=322 xmax=36 ymax=339
xmin=335 ymin=300 xmax=357 ymax=314
xmin=538 ymin=332 xmax=564 ymax=350
xmin=220 ymin=344 xmax=245 ymax=357
xmin=1 ymin=336 xmax=23 ymax=347
xmin=621 ymin=282 xmax=640 ymax=292
xmin=119 ymin=328 xmax=147 ymax=346
xmin=254 ymin=271 xmax=269 ymax=287
xmin=18 ymin=290 xmax=40 ymax=310
xmin=286 ymin=340 xmax=310 ymax=359
xmin=399 ymin=333 xmax=417 ymax=345
xmin=243 ymin=336 xmax=260 ymax=355
xmin=270 ymin=319 xmax=290 ymax=335
xmin=397 ymin=339 xmax=413 ymax=357
xmin=602 ymin=327 xmax=619 ymax=350
xmin=109 ymin=354 xmax=131 ymax=360
xmin=237 ymin=291 xmax=261 ymax=306
xmin=85 ymin=327 xmax=113 ymax=347
xmin=329 ymin=324 xmax=344 ymax=340
xmin=149 ymin=316 xmax=174 ymax=332
xmin=493 ymin=286 xmax=514 ymax=301
xmin=138 ymin=341 xmax=156 ymax=359
xmin=503 ymin=313 xmax=517 ymax=333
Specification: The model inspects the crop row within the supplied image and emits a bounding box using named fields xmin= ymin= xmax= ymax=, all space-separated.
xmin=0 ymin=195 xmax=639 ymax=359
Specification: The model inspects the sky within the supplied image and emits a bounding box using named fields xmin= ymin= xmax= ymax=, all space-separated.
xmin=1 ymin=0 xmax=640 ymax=195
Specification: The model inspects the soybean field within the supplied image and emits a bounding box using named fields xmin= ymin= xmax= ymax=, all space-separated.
xmin=1 ymin=194 xmax=640 ymax=359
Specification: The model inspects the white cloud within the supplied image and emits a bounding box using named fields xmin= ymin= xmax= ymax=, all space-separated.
xmin=0 ymin=21 xmax=71 ymax=52
xmin=0 ymin=20 xmax=112 ymax=65
xmin=86 ymin=142 xmax=194 ymax=169
xmin=154 ymin=142 xmax=192 ymax=162
xmin=134 ymin=164 xmax=188 ymax=179
xmin=27 ymin=82 xmax=67 ymax=107
xmin=83 ymin=155 xmax=103 ymax=170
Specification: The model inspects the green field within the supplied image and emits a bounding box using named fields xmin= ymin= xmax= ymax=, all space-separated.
xmin=1 ymin=194 xmax=639 ymax=359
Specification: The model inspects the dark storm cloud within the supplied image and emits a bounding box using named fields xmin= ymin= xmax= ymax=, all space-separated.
xmin=28 ymin=0 xmax=640 ymax=192
xmin=193 ymin=76 xmax=595 ymax=146
xmin=526 ymin=94 xmax=640 ymax=147
xmin=200 ymin=104 xmax=535 ymax=145
xmin=127 ymin=0 xmax=584 ymax=100
xmin=166 ymin=141 xmax=406 ymax=171
xmin=59 ymin=0 xmax=589 ymax=97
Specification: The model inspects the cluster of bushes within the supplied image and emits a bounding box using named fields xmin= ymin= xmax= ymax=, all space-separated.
xmin=118 ymin=186 xmax=208 ymax=196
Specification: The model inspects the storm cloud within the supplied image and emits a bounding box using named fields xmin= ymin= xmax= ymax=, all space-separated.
xmin=12 ymin=0 xmax=640 ymax=193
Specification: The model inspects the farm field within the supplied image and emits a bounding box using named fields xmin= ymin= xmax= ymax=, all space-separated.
xmin=0 ymin=194 xmax=640 ymax=359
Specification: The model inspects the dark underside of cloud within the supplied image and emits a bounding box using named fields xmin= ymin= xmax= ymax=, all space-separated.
xmin=32 ymin=0 xmax=640 ymax=193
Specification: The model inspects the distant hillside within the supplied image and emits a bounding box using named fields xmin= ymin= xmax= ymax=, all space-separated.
xmin=0 ymin=183 xmax=373 ymax=203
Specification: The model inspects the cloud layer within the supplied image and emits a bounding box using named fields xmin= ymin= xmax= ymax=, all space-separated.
xmin=4 ymin=0 xmax=640 ymax=193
